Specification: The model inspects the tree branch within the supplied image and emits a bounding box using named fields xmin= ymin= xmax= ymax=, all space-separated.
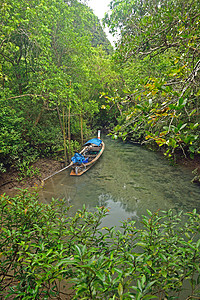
xmin=7 ymin=94 xmax=44 ymax=100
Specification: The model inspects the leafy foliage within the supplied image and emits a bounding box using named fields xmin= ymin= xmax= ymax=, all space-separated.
xmin=0 ymin=0 xmax=114 ymax=170
xmin=1 ymin=0 xmax=199 ymax=169
xmin=104 ymin=0 xmax=200 ymax=159
xmin=1 ymin=190 xmax=200 ymax=299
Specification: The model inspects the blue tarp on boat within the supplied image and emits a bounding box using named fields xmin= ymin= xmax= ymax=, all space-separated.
xmin=84 ymin=138 xmax=102 ymax=146
xmin=71 ymin=153 xmax=89 ymax=165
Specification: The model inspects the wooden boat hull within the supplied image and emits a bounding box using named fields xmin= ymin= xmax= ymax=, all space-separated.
xmin=70 ymin=140 xmax=105 ymax=176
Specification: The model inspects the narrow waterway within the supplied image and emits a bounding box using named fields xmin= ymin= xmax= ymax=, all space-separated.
xmin=40 ymin=136 xmax=200 ymax=228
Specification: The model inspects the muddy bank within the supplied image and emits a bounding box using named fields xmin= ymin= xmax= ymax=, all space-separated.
xmin=0 ymin=158 xmax=64 ymax=196
xmin=176 ymin=155 xmax=200 ymax=183
xmin=175 ymin=154 xmax=200 ymax=169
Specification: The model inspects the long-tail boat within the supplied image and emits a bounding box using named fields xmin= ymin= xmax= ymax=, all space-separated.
xmin=70 ymin=137 xmax=105 ymax=176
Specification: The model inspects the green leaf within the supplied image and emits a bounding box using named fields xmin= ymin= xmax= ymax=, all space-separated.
xmin=146 ymin=209 xmax=152 ymax=216
xmin=185 ymin=232 xmax=190 ymax=239
xmin=74 ymin=245 xmax=82 ymax=257
xmin=176 ymin=97 xmax=187 ymax=109
xmin=179 ymin=123 xmax=187 ymax=131
xmin=147 ymin=260 xmax=152 ymax=267
xmin=137 ymin=242 xmax=147 ymax=248
xmin=196 ymin=239 xmax=200 ymax=248
xmin=118 ymin=282 xmax=123 ymax=296
xmin=96 ymin=271 xmax=106 ymax=282
xmin=162 ymin=271 xmax=167 ymax=278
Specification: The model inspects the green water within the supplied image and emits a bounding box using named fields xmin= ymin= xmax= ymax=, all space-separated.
xmin=40 ymin=136 xmax=200 ymax=227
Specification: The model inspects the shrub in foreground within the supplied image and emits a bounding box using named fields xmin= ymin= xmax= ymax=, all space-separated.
xmin=0 ymin=189 xmax=200 ymax=299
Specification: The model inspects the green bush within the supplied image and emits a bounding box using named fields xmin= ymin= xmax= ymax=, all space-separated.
xmin=16 ymin=160 xmax=40 ymax=181
xmin=0 ymin=190 xmax=200 ymax=299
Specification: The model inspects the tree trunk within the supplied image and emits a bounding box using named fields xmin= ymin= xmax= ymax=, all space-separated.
xmin=68 ymin=103 xmax=71 ymax=159
xmin=62 ymin=106 xmax=69 ymax=165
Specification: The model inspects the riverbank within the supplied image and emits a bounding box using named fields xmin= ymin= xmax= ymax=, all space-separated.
xmin=176 ymin=155 xmax=200 ymax=184
xmin=0 ymin=154 xmax=199 ymax=196
xmin=0 ymin=158 xmax=63 ymax=196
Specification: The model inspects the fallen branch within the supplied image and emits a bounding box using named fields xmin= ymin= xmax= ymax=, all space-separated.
xmin=0 ymin=180 xmax=16 ymax=188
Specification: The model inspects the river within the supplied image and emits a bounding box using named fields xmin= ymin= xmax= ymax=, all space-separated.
xmin=40 ymin=136 xmax=200 ymax=228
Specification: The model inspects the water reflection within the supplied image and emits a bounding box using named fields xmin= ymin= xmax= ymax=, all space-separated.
xmin=39 ymin=136 xmax=200 ymax=228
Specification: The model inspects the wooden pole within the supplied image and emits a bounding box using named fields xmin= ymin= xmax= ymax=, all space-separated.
xmin=80 ymin=114 xmax=83 ymax=144
xmin=63 ymin=106 xmax=67 ymax=166
xmin=56 ymin=105 xmax=63 ymax=134
xmin=68 ymin=81 xmax=71 ymax=159
xmin=41 ymin=162 xmax=73 ymax=185
xmin=68 ymin=104 xmax=71 ymax=159
xmin=98 ymin=130 xmax=101 ymax=139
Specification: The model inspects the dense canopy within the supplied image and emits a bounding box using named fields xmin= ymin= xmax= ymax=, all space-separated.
xmin=0 ymin=0 xmax=199 ymax=173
